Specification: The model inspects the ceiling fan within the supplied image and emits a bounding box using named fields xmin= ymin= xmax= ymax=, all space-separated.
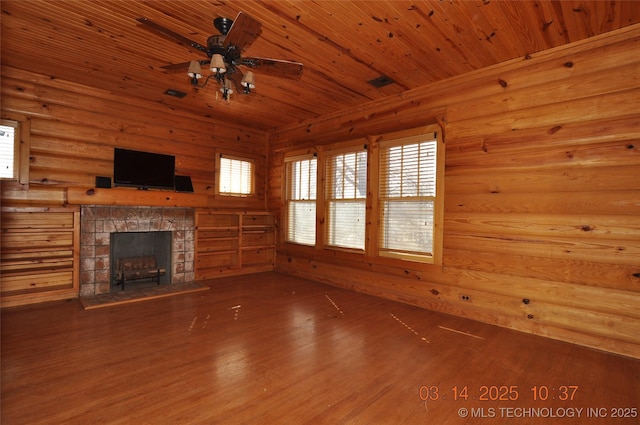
xmin=136 ymin=12 xmax=303 ymax=100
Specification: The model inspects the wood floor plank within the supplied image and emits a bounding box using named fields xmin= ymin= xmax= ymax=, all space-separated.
xmin=1 ymin=272 xmax=638 ymax=424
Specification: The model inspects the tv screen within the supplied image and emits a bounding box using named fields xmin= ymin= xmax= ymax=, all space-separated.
xmin=113 ymin=148 xmax=175 ymax=190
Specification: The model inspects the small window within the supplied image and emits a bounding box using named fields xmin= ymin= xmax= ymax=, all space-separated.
xmin=325 ymin=147 xmax=367 ymax=250
xmin=219 ymin=155 xmax=254 ymax=196
xmin=285 ymin=154 xmax=317 ymax=245
xmin=0 ymin=120 xmax=19 ymax=180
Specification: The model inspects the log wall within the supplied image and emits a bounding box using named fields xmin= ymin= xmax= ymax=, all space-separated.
xmin=0 ymin=66 xmax=269 ymax=210
xmin=1 ymin=66 xmax=269 ymax=305
xmin=268 ymin=25 xmax=640 ymax=358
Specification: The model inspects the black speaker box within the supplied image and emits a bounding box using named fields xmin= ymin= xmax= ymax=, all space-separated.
xmin=175 ymin=175 xmax=194 ymax=193
xmin=95 ymin=176 xmax=112 ymax=188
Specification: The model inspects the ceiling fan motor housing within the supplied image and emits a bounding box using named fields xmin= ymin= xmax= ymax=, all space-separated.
xmin=214 ymin=17 xmax=234 ymax=35
xmin=206 ymin=35 xmax=226 ymax=57
xmin=207 ymin=35 xmax=241 ymax=70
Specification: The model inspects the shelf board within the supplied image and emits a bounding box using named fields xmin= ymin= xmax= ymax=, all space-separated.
xmin=241 ymin=245 xmax=276 ymax=250
xmin=197 ymin=250 xmax=239 ymax=255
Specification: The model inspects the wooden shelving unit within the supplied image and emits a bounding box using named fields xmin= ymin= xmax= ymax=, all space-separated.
xmin=1 ymin=207 xmax=80 ymax=307
xmin=195 ymin=211 xmax=275 ymax=280
xmin=240 ymin=213 xmax=276 ymax=269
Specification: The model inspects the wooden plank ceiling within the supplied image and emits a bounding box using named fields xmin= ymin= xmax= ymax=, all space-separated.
xmin=2 ymin=1 xmax=639 ymax=131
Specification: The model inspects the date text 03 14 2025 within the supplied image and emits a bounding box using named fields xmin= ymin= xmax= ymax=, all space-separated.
xmin=418 ymin=385 xmax=579 ymax=402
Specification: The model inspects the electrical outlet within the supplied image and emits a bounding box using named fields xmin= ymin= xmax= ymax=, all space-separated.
xmin=460 ymin=294 xmax=471 ymax=302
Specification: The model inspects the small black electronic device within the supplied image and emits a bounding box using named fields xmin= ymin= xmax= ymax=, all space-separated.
xmin=95 ymin=176 xmax=112 ymax=188
xmin=175 ymin=175 xmax=194 ymax=193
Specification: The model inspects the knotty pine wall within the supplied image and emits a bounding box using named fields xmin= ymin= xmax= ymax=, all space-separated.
xmin=1 ymin=66 xmax=268 ymax=210
xmin=268 ymin=25 xmax=640 ymax=358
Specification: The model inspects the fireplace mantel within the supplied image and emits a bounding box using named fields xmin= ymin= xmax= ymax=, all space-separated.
xmin=67 ymin=187 xmax=208 ymax=208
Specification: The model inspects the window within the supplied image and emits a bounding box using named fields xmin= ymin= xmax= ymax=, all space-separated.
xmin=285 ymin=155 xmax=317 ymax=245
xmin=326 ymin=147 xmax=367 ymax=250
xmin=0 ymin=120 xmax=19 ymax=180
xmin=219 ymin=155 xmax=254 ymax=196
xmin=378 ymin=129 xmax=442 ymax=263
xmin=280 ymin=125 xmax=443 ymax=265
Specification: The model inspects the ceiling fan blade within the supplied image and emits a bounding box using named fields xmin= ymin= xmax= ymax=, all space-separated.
xmin=239 ymin=57 xmax=303 ymax=80
xmin=226 ymin=68 xmax=245 ymax=91
xmin=160 ymin=61 xmax=207 ymax=72
xmin=222 ymin=12 xmax=262 ymax=52
xmin=136 ymin=17 xmax=208 ymax=55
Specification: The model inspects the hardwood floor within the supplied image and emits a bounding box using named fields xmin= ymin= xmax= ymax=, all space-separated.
xmin=2 ymin=272 xmax=638 ymax=424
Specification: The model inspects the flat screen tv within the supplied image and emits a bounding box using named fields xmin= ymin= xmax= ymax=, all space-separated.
xmin=113 ymin=148 xmax=175 ymax=190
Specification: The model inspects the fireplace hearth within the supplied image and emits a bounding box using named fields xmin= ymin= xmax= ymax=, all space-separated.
xmin=80 ymin=206 xmax=195 ymax=296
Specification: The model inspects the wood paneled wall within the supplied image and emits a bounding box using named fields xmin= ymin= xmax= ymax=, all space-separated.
xmin=1 ymin=22 xmax=638 ymax=358
xmin=268 ymin=25 xmax=640 ymax=358
xmin=1 ymin=66 xmax=269 ymax=210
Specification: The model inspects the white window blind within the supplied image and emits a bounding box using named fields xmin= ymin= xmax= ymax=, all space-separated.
xmin=326 ymin=148 xmax=367 ymax=249
xmin=285 ymin=156 xmax=317 ymax=245
xmin=219 ymin=155 xmax=253 ymax=195
xmin=0 ymin=122 xmax=18 ymax=179
xmin=379 ymin=134 xmax=438 ymax=261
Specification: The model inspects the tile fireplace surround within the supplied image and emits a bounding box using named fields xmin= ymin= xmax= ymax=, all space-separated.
xmin=80 ymin=206 xmax=195 ymax=296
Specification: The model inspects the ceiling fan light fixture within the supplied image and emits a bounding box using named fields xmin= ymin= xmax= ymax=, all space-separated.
xmin=241 ymin=71 xmax=256 ymax=94
xmin=210 ymin=54 xmax=226 ymax=74
xmin=221 ymin=78 xmax=234 ymax=93
xmin=219 ymin=78 xmax=234 ymax=102
xmin=187 ymin=61 xmax=202 ymax=79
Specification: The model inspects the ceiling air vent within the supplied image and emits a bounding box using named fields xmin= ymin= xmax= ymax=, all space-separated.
xmin=367 ymin=75 xmax=394 ymax=88
xmin=164 ymin=89 xmax=187 ymax=98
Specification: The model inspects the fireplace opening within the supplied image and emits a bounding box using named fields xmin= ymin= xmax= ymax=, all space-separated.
xmin=110 ymin=231 xmax=172 ymax=291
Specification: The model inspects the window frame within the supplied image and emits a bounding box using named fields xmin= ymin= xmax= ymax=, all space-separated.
xmin=371 ymin=124 xmax=444 ymax=265
xmin=283 ymin=152 xmax=318 ymax=246
xmin=324 ymin=143 xmax=368 ymax=251
xmin=0 ymin=118 xmax=29 ymax=185
xmin=216 ymin=152 xmax=256 ymax=197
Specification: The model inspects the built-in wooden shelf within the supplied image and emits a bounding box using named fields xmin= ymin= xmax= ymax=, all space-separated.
xmin=1 ymin=207 xmax=80 ymax=307
xmin=195 ymin=210 xmax=275 ymax=279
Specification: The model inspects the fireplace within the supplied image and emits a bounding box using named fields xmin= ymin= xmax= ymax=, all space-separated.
xmin=80 ymin=206 xmax=195 ymax=296
xmin=110 ymin=231 xmax=172 ymax=290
